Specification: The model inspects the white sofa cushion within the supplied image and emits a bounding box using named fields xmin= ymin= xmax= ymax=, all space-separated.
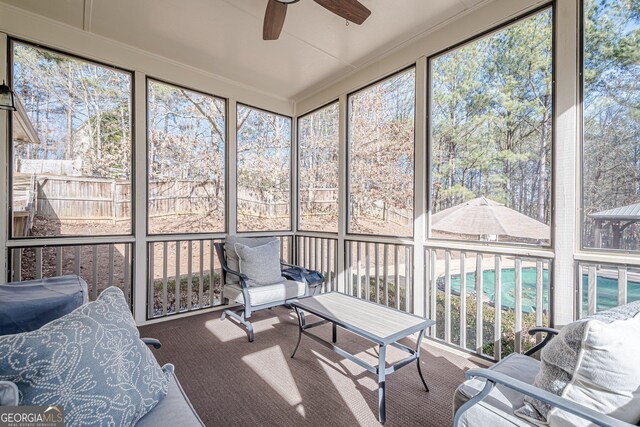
xmin=223 ymin=280 xmax=306 ymax=306
xmin=516 ymin=301 xmax=640 ymax=426
xmin=235 ymin=240 xmax=283 ymax=286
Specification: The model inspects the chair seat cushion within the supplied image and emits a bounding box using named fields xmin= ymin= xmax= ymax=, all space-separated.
xmin=454 ymin=353 xmax=540 ymax=427
xmin=135 ymin=373 xmax=204 ymax=427
xmin=224 ymin=280 xmax=306 ymax=306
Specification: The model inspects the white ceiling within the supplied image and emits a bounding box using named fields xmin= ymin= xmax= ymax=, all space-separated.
xmin=1 ymin=0 xmax=488 ymax=100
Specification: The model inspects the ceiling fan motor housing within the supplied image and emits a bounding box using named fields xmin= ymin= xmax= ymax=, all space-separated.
xmin=265 ymin=0 xmax=371 ymax=40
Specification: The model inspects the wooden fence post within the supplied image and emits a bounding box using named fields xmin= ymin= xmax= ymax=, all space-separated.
xmin=112 ymin=180 xmax=117 ymax=224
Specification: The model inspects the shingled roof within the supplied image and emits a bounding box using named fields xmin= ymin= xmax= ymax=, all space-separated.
xmin=589 ymin=202 xmax=640 ymax=221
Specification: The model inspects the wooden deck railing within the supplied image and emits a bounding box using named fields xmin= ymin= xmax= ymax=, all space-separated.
xmin=295 ymin=234 xmax=338 ymax=292
xmin=6 ymin=225 xmax=561 ymax=363
xmin=147 ymin=234 xmax=293 ymax=319
xmin=8 ymin=242 xmax=133 ymax=307
xmin=425 ymin=247 xmax=551 ymax=360
xmin=345 ymin=240 xmax=414 ymax=313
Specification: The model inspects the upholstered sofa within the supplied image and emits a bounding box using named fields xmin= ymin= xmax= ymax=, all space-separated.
xmin=136 ymin=339 xmax=204 ymax=427
xmin=0 ymin=277 xmax=204 ymax=427
xmin=454 ymin=302 xmax=640 ymax=427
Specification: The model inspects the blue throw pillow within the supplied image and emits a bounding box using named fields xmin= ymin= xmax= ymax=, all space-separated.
xmin=0 ymin=287 xmax=173 ymax=427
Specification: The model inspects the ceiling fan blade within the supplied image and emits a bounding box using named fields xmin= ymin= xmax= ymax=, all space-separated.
xmin=263 ymin=0 xmax=288 ymax=40
xmin=313 ymin=0 xmax=371 ymax=25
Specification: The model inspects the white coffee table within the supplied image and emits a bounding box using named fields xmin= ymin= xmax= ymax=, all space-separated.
xmin=290 ymin=292 xmax=436 ymax=424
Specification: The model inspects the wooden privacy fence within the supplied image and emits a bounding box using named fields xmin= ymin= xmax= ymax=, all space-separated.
xmin=147 ymin=179 xmax=223 ymax=218
xmin=12 ymin=175 xmax=38 ymax=237
xmin=237 ymin=187 xmax=289 ymax=219
xmin=299 ymin=188 xmax=338 ymax=214
xmin=350 ymin=200 xmax=413 ymax=226
xmin=33 ymin=177 xmax=227 ymax=222
xmin=33 ymin=176 xmax=297 ymax=222
xmin=36 ymin=176 xmax=131 ymax=222
xmin=33 ymin=177 xmax=412 ymax=225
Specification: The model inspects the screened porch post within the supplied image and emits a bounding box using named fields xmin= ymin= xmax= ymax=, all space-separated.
xmin=0 ymin=32 xmax=8 ymax=284
xmin=413 ymin=56 xmax=427 ymax=317
xmin=553 ymin=0 xmax=579 ymax=326
xmin=228 ymin=99 xmax=238 ymax=236
xmin=337 ymin=94 xmax=347 ymax=293
xmin=291 ymin=110 xmax=298 ymax=235
xmin=133 ymin=70 xmax=148 ymax=323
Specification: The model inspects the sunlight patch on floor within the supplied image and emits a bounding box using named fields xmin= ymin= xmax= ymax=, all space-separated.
xmin=242 ymin=345 xmax=306 ymax=417
xmin=206 ymin=312 xmax=290 ymax=342
xmin=312 ymin=349 xmax=377 ymax=391
xmin=205 ymin=318 xmax=246 ymax=342
xmin=313 ymin=350 xmax=378 ymax=424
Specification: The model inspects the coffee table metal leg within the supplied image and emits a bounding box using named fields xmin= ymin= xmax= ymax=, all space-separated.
xmin=415 ymin=329 xmax=429 ymax=392
xmin=378 ymin=344 xmax=387 ymax=424
xmin=332 ymin=322 xmax=337 ymax=343
xmin=291 ymin=307 xmax=304 ymax=358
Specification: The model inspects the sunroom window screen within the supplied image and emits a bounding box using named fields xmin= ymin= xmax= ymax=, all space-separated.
xmin=430 ymin=9 xmax=553 ymax=246
xmin=236 ymin=105 xmax=292 ymax=232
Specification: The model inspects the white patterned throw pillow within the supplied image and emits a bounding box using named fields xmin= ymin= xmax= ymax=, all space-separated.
xmin=515 ymin=301 xmax=640 ymax=426
xmin=0 ymin=287 xmax=173 ymax=427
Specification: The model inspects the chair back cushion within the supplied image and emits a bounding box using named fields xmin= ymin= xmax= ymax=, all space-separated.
xmin=224 ymin=235 xmax=279 ymax=285
xmin=235 ymin=240 xmax=284 ymax=286
xmin=0 ymin=287 xmax=173 ymax=427
xmin=516 ymin=301 xmax=640 ymax=426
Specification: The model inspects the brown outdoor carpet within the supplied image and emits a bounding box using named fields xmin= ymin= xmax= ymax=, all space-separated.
xmin=139 ymin=307 xmax=484 ymax=427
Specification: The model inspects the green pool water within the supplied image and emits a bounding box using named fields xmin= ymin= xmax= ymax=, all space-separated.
xmin=441 ymin=267 xmax=640 ymax=313
xmin=581 ymin=274 xmax=640 ymax=313
xmin=440 ymin=267 xmax=550 ymax=313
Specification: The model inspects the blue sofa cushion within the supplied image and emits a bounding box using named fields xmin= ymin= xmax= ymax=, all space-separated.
xmin=0 ymin=287 xmax=173 ymax=427
xmin=0 ymin=275 xmax=88 ymax=335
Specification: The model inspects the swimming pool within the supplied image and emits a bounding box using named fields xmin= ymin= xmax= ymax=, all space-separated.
xmin=440 ymin=267 xmax=640 ymax=313
xmin=440 ymin=267 xmax=550 ymax=313
xmin=581 ymin=274 xmax=640 ymax=312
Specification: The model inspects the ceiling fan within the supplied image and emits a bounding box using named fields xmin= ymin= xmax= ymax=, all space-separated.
xmin=263 ymin=0 xmax=371 ymax=40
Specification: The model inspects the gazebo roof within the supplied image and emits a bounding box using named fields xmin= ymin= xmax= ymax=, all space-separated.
xmin=431 ymin=196 xmax=550 ymax=240
xmin=589 ymin=202 xmax=640 ymax=221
